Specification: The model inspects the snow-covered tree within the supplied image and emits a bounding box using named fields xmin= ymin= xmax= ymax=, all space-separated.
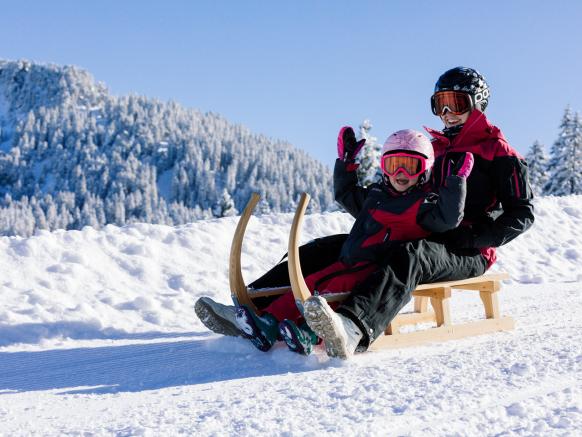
xmin=213 ymin=189 xmax=238 ymax=217
xmin=545 ymin=107 xmax=582 ymax=195
xmin=356 ymin=120 xmax=382 ymax=187
xmin=525 ymin=140 xmax=549 ymax=196
xmin=0 ymin=60 xmax=337 ymax=236
xmin=258 ymin=198 xmax=272 ymax=215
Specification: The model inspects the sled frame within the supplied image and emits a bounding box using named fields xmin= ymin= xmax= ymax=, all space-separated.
xmin=229 ymin=192 xmax=515 ymax=350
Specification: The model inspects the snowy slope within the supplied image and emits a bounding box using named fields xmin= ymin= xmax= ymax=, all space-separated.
xmin=0 ymin=195 xmax=581 ymax=436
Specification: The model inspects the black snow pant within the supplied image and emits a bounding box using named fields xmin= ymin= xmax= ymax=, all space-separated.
xmin=249 ymin=234 xmax=487 ymax=350
xmin=335 ymin=239 xmax=488 ymax=349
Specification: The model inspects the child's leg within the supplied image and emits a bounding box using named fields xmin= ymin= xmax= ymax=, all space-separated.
xmin=260 ymin=261 xmax=377 ymax=354
xmin=265 ymin=261 xmax=377 ymax=322
xmin=262 ymin=290 xmax=301 ymax=321
xmin=318 ymin=262 xmax=378 ymax=296
xmin=262 ymin=260 xmax=348 ymax=322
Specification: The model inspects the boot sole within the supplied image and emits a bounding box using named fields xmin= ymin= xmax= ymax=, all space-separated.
xmin=303 ymin=298 xmax=350 ymax=360
xmin=195 ymin=297 xmax=242 ymax=337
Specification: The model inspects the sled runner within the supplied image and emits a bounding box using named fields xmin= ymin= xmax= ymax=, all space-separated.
xmin=230 ymin=193 xmax=514 ymax=350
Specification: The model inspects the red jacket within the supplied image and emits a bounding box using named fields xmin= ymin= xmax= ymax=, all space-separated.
xmin=425 ymin=110 xmax=534 ymax=267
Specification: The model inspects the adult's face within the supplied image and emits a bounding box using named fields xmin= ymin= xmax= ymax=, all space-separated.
xmin=439 ymin=110 xmax=470 ymax=129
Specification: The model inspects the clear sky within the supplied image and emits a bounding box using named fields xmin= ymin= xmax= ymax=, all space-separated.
xmin=1 ymin=0 xmax=581 ymax=168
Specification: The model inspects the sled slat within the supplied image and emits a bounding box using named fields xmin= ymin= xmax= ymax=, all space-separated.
xmin=247 ymin=286 xmax=292 ymax=298
xmin=371 ymin=317 xmax=515 ymax=350
xmin=413 ymin=273 xmax=509 ymax=291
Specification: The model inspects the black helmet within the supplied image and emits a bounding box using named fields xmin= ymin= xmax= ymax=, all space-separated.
xmin=433 ymin=66 xmax=490 ymax=112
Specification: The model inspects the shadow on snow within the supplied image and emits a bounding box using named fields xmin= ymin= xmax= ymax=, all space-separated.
xmin=0 ymin=321 xmax=205 ymax=347
xmin=0 ymin=334 xmax=339 ymax=395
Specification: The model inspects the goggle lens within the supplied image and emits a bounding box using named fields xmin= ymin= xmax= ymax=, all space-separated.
xmin=432 ymin=91 xmax=472 ymax=115
xmin=381 ymin=153 xmax=425 ymax=178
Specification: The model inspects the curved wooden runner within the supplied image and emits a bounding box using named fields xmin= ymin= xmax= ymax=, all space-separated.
xmin=287 ymin=193 xmax=314 ymax=313
xmin=229 ymin=192 xmax=261 ymax=312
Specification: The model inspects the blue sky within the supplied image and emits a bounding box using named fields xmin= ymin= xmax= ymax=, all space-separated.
xmin=2 ymin=1 xmax=581 ymax=167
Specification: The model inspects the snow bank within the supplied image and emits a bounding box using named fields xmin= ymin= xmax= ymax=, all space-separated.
xmin=0 ymin=195 xmax=580 ymax=347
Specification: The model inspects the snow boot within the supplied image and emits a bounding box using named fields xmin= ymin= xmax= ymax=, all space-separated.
xmin=235 ymin=305 xmax=280 ymax=352
xmin=303 ymin=296 xmax=363 ymax=360
xmin=278 ymin=319 xmax=319 ymax=356
xmin=195 ymin=296 xmax=242 ymax=337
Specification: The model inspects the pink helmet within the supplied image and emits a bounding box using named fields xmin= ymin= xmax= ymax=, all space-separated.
xmin=381 ymin=129 xmax=435 ymax=181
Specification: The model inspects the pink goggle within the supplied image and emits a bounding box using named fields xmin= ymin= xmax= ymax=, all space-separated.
xmin=381 ymin=152 xmax=426 ymax=178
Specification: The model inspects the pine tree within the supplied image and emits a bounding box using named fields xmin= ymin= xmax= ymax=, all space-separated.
xmin=258 ymin=198 xmax=272 ymax=215
xmin=525 ymin=140 xmax=549 ymax=196
xmin=356 ymin=120 xmax=382 ymax=187
xmin=545 ymin=107 xmax=582 ymax=195
xmin=213 ymin=189 xmax=238 ymax=217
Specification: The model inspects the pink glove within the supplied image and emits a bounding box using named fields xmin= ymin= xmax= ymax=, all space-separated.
xmin=337 ymin=126 xmax=366 ymax=161
xmin=449 ymin=152 xmax=474 ymax=179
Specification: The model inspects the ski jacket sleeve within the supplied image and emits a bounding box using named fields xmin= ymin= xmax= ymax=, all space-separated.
xmin=417 ymin=176 xmax=466 ymax=233
xmin=472 ymin=156 xmax=534 ymax=248
xmin=334 ymin=159 xmax=368 ymax=218
xmin=439 ymin=155 xmax=535 ymax=249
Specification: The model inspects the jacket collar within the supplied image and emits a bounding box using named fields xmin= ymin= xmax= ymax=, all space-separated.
xmin=424 ymin=110 xmax=503 ymax=151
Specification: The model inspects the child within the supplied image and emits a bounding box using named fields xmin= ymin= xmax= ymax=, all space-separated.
xmin=234 ymin=127 xmax=474 ymax=355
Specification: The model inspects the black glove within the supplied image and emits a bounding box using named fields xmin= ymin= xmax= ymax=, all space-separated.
xmin=442 ymin=226 xmax=475 ymax=248
xmin=337 ymin=126 xmax=366 ymax=161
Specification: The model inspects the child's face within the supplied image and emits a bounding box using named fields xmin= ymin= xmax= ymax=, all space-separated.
xmin=388 ymin=173 xmax=420 ymax=192
xmin=440 ymin=110 xmax=470 ymax=129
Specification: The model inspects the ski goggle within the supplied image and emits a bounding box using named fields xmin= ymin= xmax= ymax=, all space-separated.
xmin=431 ymin=91 xmax=473 ymax=116
xmin=381 ymin=152 xmax=426 ymax=178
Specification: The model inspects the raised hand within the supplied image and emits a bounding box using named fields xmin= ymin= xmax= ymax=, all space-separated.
xmin=337 ymin=126 xmax=366 ymax=162
xmin=449 ymin=152 xmax=474 ymax=179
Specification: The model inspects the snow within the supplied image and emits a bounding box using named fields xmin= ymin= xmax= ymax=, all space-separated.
xmin=0 ymin=195 xmax=581 ymax=436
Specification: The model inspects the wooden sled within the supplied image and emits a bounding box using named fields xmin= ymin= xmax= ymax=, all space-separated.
xmin=230 ymin=192 xmax=515 ymax=351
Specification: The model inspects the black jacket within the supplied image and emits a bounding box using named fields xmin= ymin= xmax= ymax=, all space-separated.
xmin=334 ymin=159 xmax=467 ymax=265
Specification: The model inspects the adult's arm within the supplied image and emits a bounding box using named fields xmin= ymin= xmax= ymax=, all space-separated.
xmin=473 ymin=156 xmax=534 ymax=247
xmin=445 ymin=156 xmax=534 ymax=248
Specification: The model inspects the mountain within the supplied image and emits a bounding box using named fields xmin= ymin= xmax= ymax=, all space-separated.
xmin=0 ymin=60 xmax=334 ymax=236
